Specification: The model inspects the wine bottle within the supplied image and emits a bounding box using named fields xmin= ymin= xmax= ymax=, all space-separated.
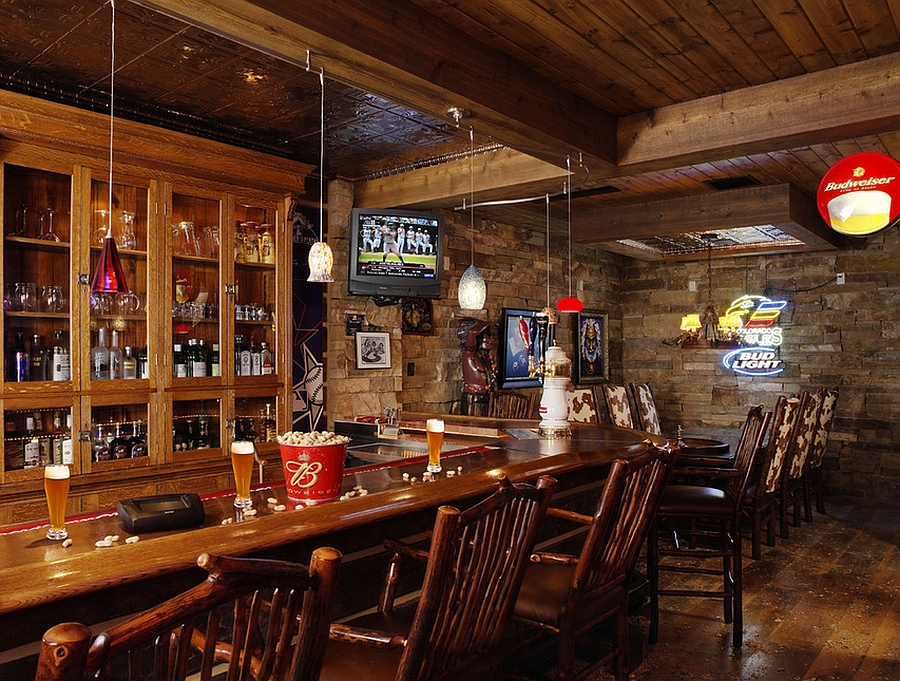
xmin=128 ymin=422 xmax=147 ymax=457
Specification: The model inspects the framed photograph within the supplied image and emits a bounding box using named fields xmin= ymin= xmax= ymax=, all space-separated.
xmin=575 ymin=309 xmax=609 ymax=385
xmin=355 ymin=331 xmax=391 ymax=369
xmin=498 ymin=308 xmax=555 ymax=389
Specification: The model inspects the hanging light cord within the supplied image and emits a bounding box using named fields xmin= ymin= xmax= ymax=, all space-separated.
xmin=566 ymin=155 xmax=572 ymax=299
xmin=319 ymin=69 xmax=324 ymax=242
xmin=107 ymin=0 xmax=116 ymax=229
xmin=545 ymin=193 xmax=551 ymax=308
xmin=469 ymin=127 xmax=475 ymax=266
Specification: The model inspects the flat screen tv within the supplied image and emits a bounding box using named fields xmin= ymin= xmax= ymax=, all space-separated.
xmin=348 ymin=208 xmax=444 ymax=300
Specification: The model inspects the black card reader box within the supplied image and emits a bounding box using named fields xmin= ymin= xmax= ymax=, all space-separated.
xmin=117 ymin=493 xmax=206 ymax=534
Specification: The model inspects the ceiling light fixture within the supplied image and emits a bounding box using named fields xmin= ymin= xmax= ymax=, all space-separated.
xmin=557 ymin=155 xmax=582 ymax=314
xmin=458 ymin=126 xmax=486 ymax=309
xmin=307 ymin=58 xmax=334 ymax=283
xmin=91 ymin=0 xmax=128 ymax=295
xmin=675 ymin=245 xmax=740 ymax=348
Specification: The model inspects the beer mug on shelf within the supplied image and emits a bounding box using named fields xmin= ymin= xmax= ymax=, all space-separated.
xmin=203 ymin=226 xmax=220 ymax=259
xmin=117 ymin=291 xmax=141 ymax=315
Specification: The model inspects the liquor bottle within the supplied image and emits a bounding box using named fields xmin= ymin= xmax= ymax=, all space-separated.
xmin=234 ymin=334 xmax=246 ymax=376
xmin=30 ymin=334 xmax=45 ymax=381
xmin=172 ymin=423 xmax=183 ymax=451
xmin=91 ymin=426 xmax=110 ymax=462
xmin=210 ymin=342 xmax=221 ymax=377
xmin=13 ymin=332 xmax=29 ymax=382
xmin=137 ymin=346 xmax=149 ymax=379
xmin=259 ymin=403 xmax=277 ymax=442
xmin=196 ymin=415 xmax=211 ymax=448
xmin=184 ymin=339 xmax=194 ymax=377
xmin=109 ymin=330 xmax=123 ymax=379
xmin=184 ymin=419 xmax=197 ymax=450
xmin=238 ymin=336 xmax=252 ymax=376
xmin=128 ymin=422 xmax=147 ymax=457
xmin=173 ymin=343 xmax=188 ymax=378
xmin=91 ymin=327 xmax=110 ymax=380
xmin=61 ymin=414 xmax=74 ymax=465
xmin=260 ymin=341 xmax=274 ymax=375
xmin=259 ymin=225 xmax=275 ymax=264
xmin=192 ymin=339 xmax=208 ymax=377
xmin=33 ymin=411 xmax=51 ymax=466
xmin=122 ymin=346 xmax=137 ymax=379
xmin=250 ymin=337 xmax=261 ymax=376
xmin=23 ymin=416 xmax=41 ymax=468
xmin=52 ymin=330 xmax=71 ymax=381
xmin=110 ymin=423 xmax=129 ymax=459
xmin=49 ymin=410 xmax=64 ymax=464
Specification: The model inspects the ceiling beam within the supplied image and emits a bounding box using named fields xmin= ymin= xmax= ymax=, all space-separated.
xmin=353 ymin=148 xmax=567 ymax=209
xmin=130 ymin=0 xmax=617 ymax=169
xmin=617 ymin=51 xmax=900 ymax=174
xmin=570 ymin=184 xmax=848 ymax=250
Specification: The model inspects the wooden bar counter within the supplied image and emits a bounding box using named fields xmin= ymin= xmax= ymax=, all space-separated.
xmin=0 ymin=417 xmax=655 ymax=670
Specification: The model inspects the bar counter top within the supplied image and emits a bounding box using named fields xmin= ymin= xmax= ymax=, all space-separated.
xmin=0 ymin=418 xmax=655 ymax=647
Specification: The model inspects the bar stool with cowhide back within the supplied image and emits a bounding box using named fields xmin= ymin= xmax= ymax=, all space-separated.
xmin=319 ymin=474 xmax=556 ymax=681
xmin=35 ymin=549 xmax=342 ymax=681
xmin=628 ymin=382 xmax=663 ymax=436
xmin=648 ymin=405 xmax=771 ymax=649
xmin=598 ymin=384 xmax=639 ymax=430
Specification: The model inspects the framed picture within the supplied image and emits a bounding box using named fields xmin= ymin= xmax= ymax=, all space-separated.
xmin=498 ymin=308 xmax=555 ymax=389
xmin=355 ymin=331 xmax=391 ymax=369
xmin=401 ymin=298 xmax=434 ymax=335
xmin=575 ymin=309 xmax=609 ymax=385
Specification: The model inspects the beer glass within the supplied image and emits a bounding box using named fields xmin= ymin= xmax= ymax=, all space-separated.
xmin=426 ymin=418 xmax=444 ymax=474
xmin=231 ymin=441 xmax=255 ymax=508
xmin=44 ymin=464 xmax=70 ymax=540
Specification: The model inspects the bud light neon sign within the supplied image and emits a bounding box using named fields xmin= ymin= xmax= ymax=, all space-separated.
xmin=722 ymin=295 xmax=787 ymax=376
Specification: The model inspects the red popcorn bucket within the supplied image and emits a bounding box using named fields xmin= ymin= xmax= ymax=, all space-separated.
xmin=279 ymin=441 xmax=347 ymax=502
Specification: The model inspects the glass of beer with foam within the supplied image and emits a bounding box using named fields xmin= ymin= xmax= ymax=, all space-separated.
xmin=426 ymin=418 xmax=444 ymax=474
xmin=231 ymin=441 xmax=255 ymax=508
xmin=44 ymin=464 xmax=70 ymax=540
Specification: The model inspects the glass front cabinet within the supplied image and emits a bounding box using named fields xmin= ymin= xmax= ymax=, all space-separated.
xmin=0 ymin=133 xmax=301 ymax=522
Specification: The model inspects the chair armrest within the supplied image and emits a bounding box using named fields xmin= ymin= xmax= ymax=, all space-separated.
xmin=547 ymin=506 xmax=592 ymax=525
xmin=530 ymin=551 xmax=578 ymax=566
xmin=383 ymin=538 xmax=429 ymax=562
xmin=329 ymin=623 xmax=407 ymax=649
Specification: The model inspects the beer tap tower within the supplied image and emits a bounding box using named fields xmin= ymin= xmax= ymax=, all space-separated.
xmin=529 ymin=308 xmax=572 ymax=438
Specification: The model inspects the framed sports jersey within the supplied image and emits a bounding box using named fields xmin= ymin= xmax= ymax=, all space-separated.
xmin=498 ymin=308 xmax=555 ymax=389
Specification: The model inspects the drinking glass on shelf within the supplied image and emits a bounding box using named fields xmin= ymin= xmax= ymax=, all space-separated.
xmin=426 ymin=418 xmax=444 ymax=474
xmin=14 ymin=204 xmax=28 ymax=236
xmin=203 ymin=225 xmax=220 ymax=258
xmin=117 ymin=211 xmax=137 ymax=250
xmin=44 ymin=464 xmax=70 ymax=541
xmin=16 ymin=282 xmax=37 ymax=312
xmin=38 ymin=207 xmax=61 ymax=242
xmin=231 ymin=441 xmax=255 ymax=508
xmin=40 ymin=285 xmax=64 ymax=313
xmin=94 ymin=209 xmax=111 ymax=245
xmin=5 ymin=283 xmax=18 ymax=311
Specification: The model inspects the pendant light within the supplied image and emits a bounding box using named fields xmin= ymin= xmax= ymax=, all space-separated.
xmin=307 ymin=67 xmax=334 ymax=283
xmin=557 ymin=155 xmax=582 ymax=314
xmin=90 ymin=0 xmax=128 ymax=295
xmin=458 ymin=127 xmax=486 ymax=309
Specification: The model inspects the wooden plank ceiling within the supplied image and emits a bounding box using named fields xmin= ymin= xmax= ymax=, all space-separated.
xmin=1 ymin=0 xmax=900 ymax=258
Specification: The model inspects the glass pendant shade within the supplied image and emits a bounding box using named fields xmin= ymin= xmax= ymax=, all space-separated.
xmin=91 ymin=234 xmax=129 ymax=294
xmin=557 ymin=296 xmax=583 ymax=314
xmin=307 ymin=241 xmax=334 ymax=282
xmin=458 ymin=265 xmax=486 ymax=310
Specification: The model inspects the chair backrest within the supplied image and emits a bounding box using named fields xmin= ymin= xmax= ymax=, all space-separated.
xmin=599 ymin=384 xmax=638 ymax=430
xmin=487 ymin=390 xmax=535 ymax=418
xmin=725 ymin=405 xmax=772 ymax=500
xmin=786 ymin=390 xmax=824 ymax=481
xmin=572 ymin=446 xmax=677 ymax=602
xmin=35 ymin=548 xmax=342 ymax=681
xmin=397 ymin=475 xmax=556 ymax=681
xmin=567 ymin=388 xmax=599 ymax=423
xmin=806 ymin=387 xmax=838 ymax=471
xmin=757 ymin=395 xmax=803 ymax=496
xmin=628 ymin=382 xmax=663 ymax=435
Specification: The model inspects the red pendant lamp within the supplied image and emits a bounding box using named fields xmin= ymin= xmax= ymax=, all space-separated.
xmin=90 ymin=0 xmax=129 ymax=295
xmin=557 ymin=155 xmax=582 ymax=314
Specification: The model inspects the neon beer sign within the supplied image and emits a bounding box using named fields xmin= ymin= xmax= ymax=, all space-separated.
xmin=722 ymin=295 xmax=787 ymax=376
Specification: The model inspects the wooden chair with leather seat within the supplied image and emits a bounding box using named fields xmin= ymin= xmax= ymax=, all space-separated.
xmin=320 ymin=474 xmax=556 ymax=681
xmin=598 ymin=384 xmax=638 ymax=430
xmin=511 ymin=445 xmax=678 ymax=681
xmin=488 ymin=390 xmax=536 ymax=419
xmin=803 ymin=387 xmax=839 ymax=518
xmin=567 ymin=387 xmax=599 ymax=423
xmin=740 ymin=395 xmax=803 ymax=559
xmin=779 ymin=390 xmax=822 ymax=537
xmin=35 ymin=548 xmax=342 ymax=681
xmin=648 ymin=404 xmax=771 ymax=648
xmin=628 ymin=382 xmax=663 ymax=435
